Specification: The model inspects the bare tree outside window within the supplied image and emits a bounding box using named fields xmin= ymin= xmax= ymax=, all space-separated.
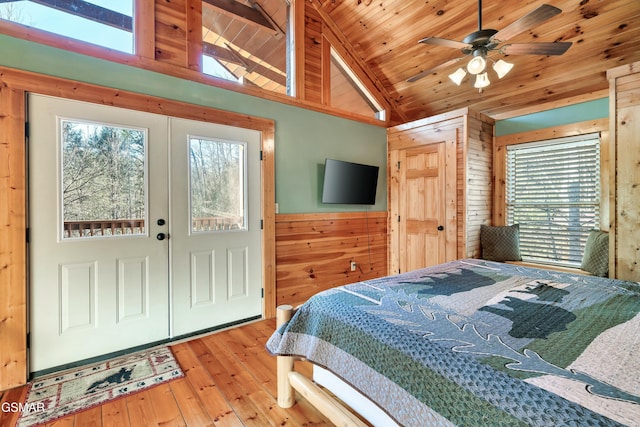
xmin=189 ymin=138 xmax=246 ymax=233
xmin=62 ymin=120 xmax=146 ymax=238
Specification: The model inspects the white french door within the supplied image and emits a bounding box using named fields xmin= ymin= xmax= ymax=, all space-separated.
xmin=170 ymin=118 xmax=262 ymax=336
xmin=28 ymin=94 xmax=262 ymax=373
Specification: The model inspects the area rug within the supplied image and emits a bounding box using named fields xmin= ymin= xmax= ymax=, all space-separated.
xmin=17 ymin=346 xmax=184 ymax=426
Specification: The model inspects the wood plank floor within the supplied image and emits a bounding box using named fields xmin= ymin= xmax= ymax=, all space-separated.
xmin=0 ymin=319 xmax=338 ymax=427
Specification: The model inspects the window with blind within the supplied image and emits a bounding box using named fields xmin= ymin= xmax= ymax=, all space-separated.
xmin=506 ymin=134 xmax=601 ymax=267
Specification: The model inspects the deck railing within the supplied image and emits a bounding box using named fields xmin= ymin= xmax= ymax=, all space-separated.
xmin=63 ymin=216 xmax=242 ymax=238
xmin=63 ymin=219 xmax=145 ymax=238
xmin=192 ymin=216 xmax=243 ymax=232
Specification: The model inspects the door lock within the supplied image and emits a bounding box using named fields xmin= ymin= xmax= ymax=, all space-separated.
xmin=156 ymin=232 xmax=167 ymax=240
xmin=437 ymin=225 xmax=444 ymax=231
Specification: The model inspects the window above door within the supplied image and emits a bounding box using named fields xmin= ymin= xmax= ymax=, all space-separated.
xmin=0 ymin=0 xmax=134 ymax=53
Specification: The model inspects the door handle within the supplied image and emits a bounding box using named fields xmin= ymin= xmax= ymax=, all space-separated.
xmin=156 ymin=232 xmax=168 ymax=240
xmin=437 ymin=225 xmax=444 ymax=231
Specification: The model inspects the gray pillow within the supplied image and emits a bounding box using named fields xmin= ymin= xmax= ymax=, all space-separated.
xmin=480 ymin=224 xmax=522 ymax=262
xmin=581 ymin=230 xmax=609 ymax=277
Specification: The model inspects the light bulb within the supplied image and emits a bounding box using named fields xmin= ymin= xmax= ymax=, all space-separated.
xmin=467 ymin=56 xmax=486 ymax=75
xmin=474 ymin=72 xmax=490 ymax=89
xmin=448 ymin=68 xmax=466 ymax=85
xmin=493 ymin=59 xmax=514 ymax=79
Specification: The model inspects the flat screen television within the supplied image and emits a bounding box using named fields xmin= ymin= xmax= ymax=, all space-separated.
xmin=321 ymin=158 xmax=379 ymax=205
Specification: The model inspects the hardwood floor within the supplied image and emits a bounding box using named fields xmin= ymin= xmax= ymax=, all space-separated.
xmin=0 ymin=319 xmax=335 ymax=426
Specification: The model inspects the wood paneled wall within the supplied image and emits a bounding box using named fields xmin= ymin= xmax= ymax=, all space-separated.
xmin=303 ymin=5 xmax=323 ymax=104
xmin=607 ymin=61 xmax=640 ymax=281
xmin=463 ymin=112 xmax=495 ymax=258
xmin=276 ymin=212 xmax=388 ymax=308
xmin=387 ymin=108 xmax=494 ymax=272
xmin=0 ymin=87 xmax=27 ymax=390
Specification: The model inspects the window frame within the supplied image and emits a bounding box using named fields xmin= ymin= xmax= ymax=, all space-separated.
xmin=504 ymin=133 xmax=602 ymax=267
xmin=493 ymin=120 xmax=610 ymax=270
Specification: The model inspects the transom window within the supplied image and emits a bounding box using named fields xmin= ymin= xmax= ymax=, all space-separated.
xmin=506 ymin=134 xmax=601 ymax=267
xmin=202 ymin=0 xmax=289 ymax=94
xmin=330 ymin=48 xmax=386 ymax=121
xmin=0 ymin=0 xmax=134 ymax=53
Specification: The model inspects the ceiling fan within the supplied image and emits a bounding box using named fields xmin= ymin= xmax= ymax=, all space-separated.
xmin=407 ymin=1 xmax=572 ymax=89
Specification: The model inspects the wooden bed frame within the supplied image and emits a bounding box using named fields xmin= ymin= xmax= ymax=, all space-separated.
xmin=276 ymin=304 xmax=371 ymax=427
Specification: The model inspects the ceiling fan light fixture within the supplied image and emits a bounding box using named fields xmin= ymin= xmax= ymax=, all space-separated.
xmin=493 ymin=59 xmax=514 ymax=79
xmin=467 ymin=55 xmax=486 ymax=75
xmin=474 ymin=72 xmax=490 ymax=89
xmin=449 ymin=68 xmax=467 ymax=85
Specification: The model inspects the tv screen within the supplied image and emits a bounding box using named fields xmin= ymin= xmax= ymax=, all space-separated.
xmin=322 ymin=158 xmax=379 ymax=205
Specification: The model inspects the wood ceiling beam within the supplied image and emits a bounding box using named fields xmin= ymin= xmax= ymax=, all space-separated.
xmin=202 ymin=0 xmax=277 ymax=33
xmin=202 ymin=41 xmax=286 ymax=87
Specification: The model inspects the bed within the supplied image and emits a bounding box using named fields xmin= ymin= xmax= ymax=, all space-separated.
xmin=266 ymin=259 xmax=640 ymax=426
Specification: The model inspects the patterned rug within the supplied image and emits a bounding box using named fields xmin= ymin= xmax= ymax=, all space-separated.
xmin=17 ymin=346 xmax=183 ymax=426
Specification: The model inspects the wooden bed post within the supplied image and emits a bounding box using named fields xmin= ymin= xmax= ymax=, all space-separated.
xmin=276 ymin=305 xmax=295 ymax=408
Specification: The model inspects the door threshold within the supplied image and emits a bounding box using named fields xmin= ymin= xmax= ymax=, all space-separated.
xmin=29 ymin=315 xmax=262 ymax=379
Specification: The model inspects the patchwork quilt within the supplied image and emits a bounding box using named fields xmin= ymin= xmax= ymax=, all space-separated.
xmin=266 ymin=259 xmax=640 ymax=426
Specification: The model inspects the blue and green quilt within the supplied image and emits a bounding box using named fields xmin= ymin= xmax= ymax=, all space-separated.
xmin=267 ymin=259 xmax=640 ymax=426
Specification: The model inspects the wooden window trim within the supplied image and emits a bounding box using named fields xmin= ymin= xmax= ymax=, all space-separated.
xmin=493 ymin=118 xmax=610 ymax=228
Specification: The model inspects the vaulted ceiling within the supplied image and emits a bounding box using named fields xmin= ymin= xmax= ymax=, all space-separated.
xmin=317 ymin=0 xmax=640 ymax=122
xmin=4 ymin=0 xmax=636 ymax=125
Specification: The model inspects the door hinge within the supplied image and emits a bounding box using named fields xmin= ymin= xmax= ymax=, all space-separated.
xmin=261 ymin=288 xmax=264 ymax=298
xmin=260 ymin=219 xmax=264 ymax=230
xmin=397 ymin=161 xmax=400 ymax=170
xmin=26 ymin=332 xmax=30 ymax=349
xmin=26 ymin=227 xmax=30 ymax=243
xmin=260 ymin=150 xmax=263 ymax=160
xmin=25 ymin=121 xmax=30 ymax=139
xmin=397 ymin=215 xmax=401 ymax=222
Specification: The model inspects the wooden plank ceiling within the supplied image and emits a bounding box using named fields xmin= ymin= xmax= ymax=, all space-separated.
xmin=12 ymin=0 xmax=638 ymax=123
xmin=193 ymin=0 xmax=640 ymax=122
xmin=317 ymin=0 xmax=640 ymax=122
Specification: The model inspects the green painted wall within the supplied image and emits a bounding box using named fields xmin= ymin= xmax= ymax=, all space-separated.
xmin=495 ymin=98 xmax=609 ymax=136
xmin=0 ymin=34 xmax=387 ymax=214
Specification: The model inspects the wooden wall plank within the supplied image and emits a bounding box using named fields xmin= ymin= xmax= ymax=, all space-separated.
xmin=275 ymin=212 xmax=388 ymax=308
xmin=135 ymin=0 xmax=156 ymax=59
xmin=612 ymin=65 xmax=640 ymax=281
xmin=155 ymin=0 xmax=189 ymax=66
xmin=0 ymin=87 xmax=27 ymax=390
xmin=464 ymin=114 xmax=494 ymax=258
xmin=303 ymin=5 xmax=323 ymax=104
xmin=186 ymin=0 xmax=203 ymax=72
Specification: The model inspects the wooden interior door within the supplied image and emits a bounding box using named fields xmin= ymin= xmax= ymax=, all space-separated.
xmin=397 ymin=141 xmax=457 ymax=273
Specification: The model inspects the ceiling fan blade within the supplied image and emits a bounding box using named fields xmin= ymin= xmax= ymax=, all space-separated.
xmin=502 ymin=42 xmax=572 ymax=55
xmin=406 ymin=57 xmax=464 ymax=83
xmin=419 ymin=37 xmax=470 ymax=50
xmin=492 ymin=4 xmax=562 ymax=42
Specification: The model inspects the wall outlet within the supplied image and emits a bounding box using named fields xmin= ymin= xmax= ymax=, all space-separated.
xmin=350 ymin=261 xmax=357 ymax=272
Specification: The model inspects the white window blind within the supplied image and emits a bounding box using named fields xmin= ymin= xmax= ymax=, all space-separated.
xmin=506 ymin=134 xmax=600 ymax=267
